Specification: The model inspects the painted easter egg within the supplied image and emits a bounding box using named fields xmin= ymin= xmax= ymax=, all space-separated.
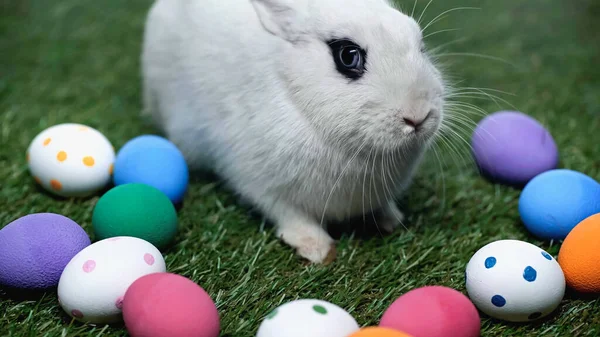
xmin=465 ymin=239 xmax=565 ymax=322
xmin=27 ymin=123 xmax=115 ymax=197
xmin=519 ymin=169 xmax=600 ymax=240
xmin=57 ymin=236 xmax=166 ymax=324
xmin=92 ymin=184 xmax=178 ymax=249
xmin=0 ymin=213 xmax=90 ymax=289
xmin=113 ymin=135 xmax=188 ymax=204
xmin=380 ymin=286 xmax=480 ymax=337
xmin=471 ymin=111 xmax=558 ymax=186
xmin=256 ymin=299 xmax=359 ymax=337
xmin=123 ymin=273 xmax=219 ymax=337
xmin=558 ymin=213 xmax=600 ymax=293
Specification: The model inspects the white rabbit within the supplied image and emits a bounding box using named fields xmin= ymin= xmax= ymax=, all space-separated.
xmin=141 ymin=0 xmax=445 ymax=263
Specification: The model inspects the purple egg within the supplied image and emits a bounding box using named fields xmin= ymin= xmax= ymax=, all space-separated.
xmin=471 ymin=111 xmax=559 ymax=186
xmin=0 ymin=213 xmax=91 ymax=289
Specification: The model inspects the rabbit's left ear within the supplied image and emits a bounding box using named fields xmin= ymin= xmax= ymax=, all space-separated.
xmin=251 ymin=0 xmax=307 ymax=43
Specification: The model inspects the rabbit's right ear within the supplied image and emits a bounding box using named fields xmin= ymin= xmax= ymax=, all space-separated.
xmin=251 ymin=0 xmax=307 ymax=43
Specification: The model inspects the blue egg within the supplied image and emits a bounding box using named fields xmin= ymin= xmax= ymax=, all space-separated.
xmin=519 ymin=169 xmax=600 ymax=240
xmin=113 ymin=135 xmax=189 ymax=204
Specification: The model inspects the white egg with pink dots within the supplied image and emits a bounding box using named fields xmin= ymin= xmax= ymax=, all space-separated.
xmin=57 ymin=236 xmax=166 ymax=324
xmin=27 ymin=123 xmax=115 ymax=197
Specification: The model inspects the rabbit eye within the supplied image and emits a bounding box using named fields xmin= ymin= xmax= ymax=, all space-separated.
xmin=339 ymin=47 xmax=361 ymax=68
xmin=328 ymin=39 xmax=366 ymax=80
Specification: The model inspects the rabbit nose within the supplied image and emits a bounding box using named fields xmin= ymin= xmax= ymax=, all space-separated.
xmin=403 ymin=110 xmax=431 ymax=128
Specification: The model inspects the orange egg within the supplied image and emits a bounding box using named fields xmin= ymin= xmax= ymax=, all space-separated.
xmin=558 ymin=213 xmax=600 ymax=292
xmin=348 ymin=327 xmax=413 ymax=337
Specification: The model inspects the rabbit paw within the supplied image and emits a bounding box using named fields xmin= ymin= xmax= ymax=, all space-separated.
xmin=277 ymin=221 xmax=336 ymax=264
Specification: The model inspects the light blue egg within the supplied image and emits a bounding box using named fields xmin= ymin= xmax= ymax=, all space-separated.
xmin=113 ymin=135 xmax=189 ymax=204
xmin=519 ymin=169 xmax=600 ymax=240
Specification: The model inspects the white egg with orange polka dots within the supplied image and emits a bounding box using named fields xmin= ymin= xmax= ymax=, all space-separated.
xmin=27 ymin=123 xmax=115 ymax=197
xmin=57 ymin=236 xmax=166 ymax=324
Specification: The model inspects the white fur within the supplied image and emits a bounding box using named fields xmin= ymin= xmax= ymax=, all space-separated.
xmin=141 ymin=0 xmax=445 ymax=263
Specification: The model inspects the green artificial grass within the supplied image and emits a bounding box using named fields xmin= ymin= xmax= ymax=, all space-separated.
xmin=1 ymin=0 xmax=600 ymax=336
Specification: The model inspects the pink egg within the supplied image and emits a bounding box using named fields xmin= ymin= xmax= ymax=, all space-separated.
xmin=380 ymin=286 xmax=480 ymax=337
xmin=122 ymin=273 xmax=219 ymax=337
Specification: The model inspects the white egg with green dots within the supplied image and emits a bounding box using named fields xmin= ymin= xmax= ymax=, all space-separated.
xmin=256 ymin=299 xmax=359 ymax=337
xmin=465 ymin=239 xmax=566 ymax=322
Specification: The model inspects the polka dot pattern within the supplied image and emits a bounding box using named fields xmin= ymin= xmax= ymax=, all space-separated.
xmin=57 ymin=151 xmax=67 ymax=162
xmin=485 ymin=256 xmax=496 ymax=268
xmin=71 ymin=309 xmax=83 ymax=318
xmin=115 ymin=296 xmax=124 ymax=309
xmin=83 ymin=156 xmax=95 ymax=167
xmin=491 ymin=295 xmax=506 ymax=307
xmin=484 ymin=253 xmax=548 ymax=309
xmin=82 ymin=260 xmax=96 ymax=273
xmin=57 ymin=236 xmax=166 ymax=324
xmin=313 ymin=305 xmax=328 ymax=315
xmin=27 ymin=123 xmax=116 ymax=198
xmin=523 ymin=266 xmax=537 ymax=282
xmin=50 ymin=179 xmax=62 ymax=191
xmin=144 ymin=253 xmax=155 ymax=265
xmin=541 ymin=251 xmax=552 ymax=260
xmin=466 ymin=240 xmax=566 ymax=323
xmin=52 ymin=151 xmax=99 ymax=168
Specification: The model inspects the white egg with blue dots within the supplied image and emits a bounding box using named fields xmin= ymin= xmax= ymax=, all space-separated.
xmin=465 ymin=239 xmax=565 ymax=322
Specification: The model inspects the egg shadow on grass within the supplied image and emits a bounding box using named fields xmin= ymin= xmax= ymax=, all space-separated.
xmin=0 ymin=284 xmax=55 ymax=301
xmin=476 ymin=168 xmax=527 ymax=190
xmin=475 ymin=158 xmax=567 ymax=191
xmin=173 ymin=199 xmax=184 ymax=212
xmin=186 ymin=169 xmax=418 ymax=253
xmin=563 ymin=287 xmax=600 ymax=301
xmin=226 ymin=195 xmax=415 ymax=256
xmin=0 ymin=286 xmax=127 ymax=332
xmin=31 ymin=181 xmax=70 ymax=201
xmin=327 ymin=201 xmax=415 ymax=241
xmin=480 ymin=306 xmax=562 ymax=329
xmin=31 ymin=179 xmax=116 ymax=202
xmin=245 ymin=201 xmax=417 ymax=243
xmin=56 ymin=311 xmax=127 ymax=330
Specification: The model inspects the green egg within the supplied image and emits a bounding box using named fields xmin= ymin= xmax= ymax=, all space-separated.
xmin=92 ymin=183 xmax=178 ymax=249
